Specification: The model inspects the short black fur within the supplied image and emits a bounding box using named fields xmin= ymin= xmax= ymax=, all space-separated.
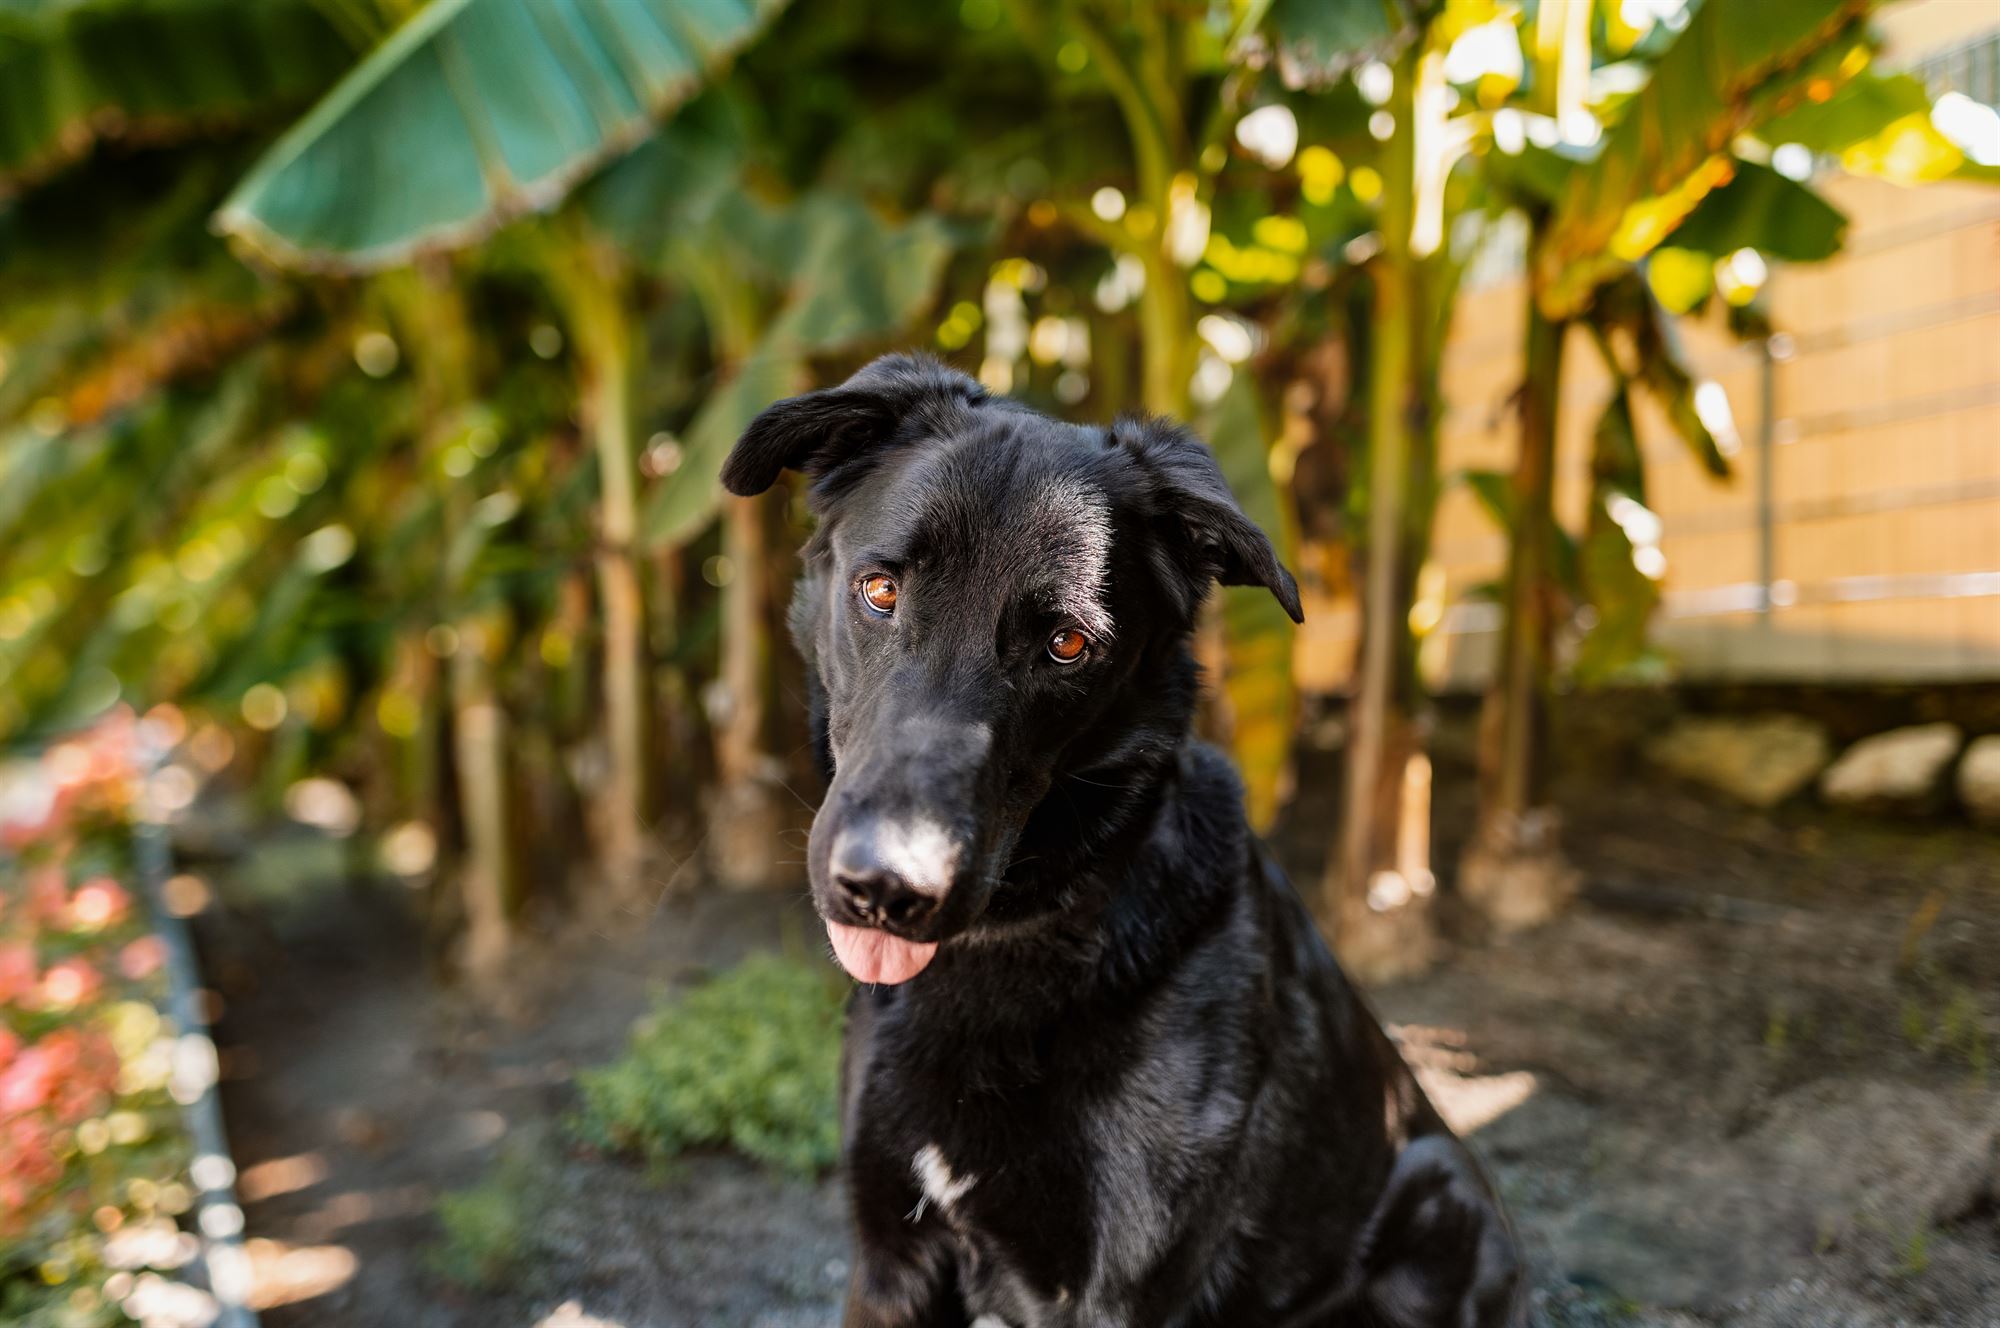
xmin=725 ymin=354 xmax=1524 ymax=1327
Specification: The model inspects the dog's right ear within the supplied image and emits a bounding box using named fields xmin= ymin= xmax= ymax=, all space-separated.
xmin=721 ymin=354 xmax=986 ymax=498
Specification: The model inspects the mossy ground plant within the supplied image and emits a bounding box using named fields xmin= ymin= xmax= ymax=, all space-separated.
xmin=571 ymin=954 xmax=847 ymax=1177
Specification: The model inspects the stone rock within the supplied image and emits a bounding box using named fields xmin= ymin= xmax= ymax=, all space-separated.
xmin=1957 ymin=734 xmax=2000 ymax=825
xmin=1643 ymin=713 xmax=1832 ymax=809
xmin=1819 ymin=722 xmax=1963 ymax=810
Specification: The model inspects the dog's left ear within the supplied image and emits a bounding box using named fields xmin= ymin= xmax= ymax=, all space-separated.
xmin=1118 ymin=417 xmax=1304 ymax=624
xmin=722 ymin=354 xmax=985 ymax=499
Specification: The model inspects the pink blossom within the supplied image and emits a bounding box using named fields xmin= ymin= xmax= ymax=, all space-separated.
xmin=26 ymin=866 xmax=68 ymax=924
xmin=0 ymin=945 xmax=35 ymax=1006
xmin=38 ymin=958 xmax=100 ymax=1011
xmin=0 ymin=1045 xmax=53 ymax=1113
xmin=68 ymin=877 xmax=130 ymax=931
xmin=118 ymin=936 xmax=167 ymax=982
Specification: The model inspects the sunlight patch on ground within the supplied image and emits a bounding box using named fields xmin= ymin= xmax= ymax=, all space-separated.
xmin=1389 ymin=1023 xmax=1538 ymax=1135
xmin=1419 ymin=1067 xmax=1538 ymax=1136
xmin=237 ymin=1151 xmax=329 ymax=1201
xmin=243 ymin=1237 xmax=359 ymax=1310
xmin=533 ymin=1301 xmax=627 ymax=1328
xmin=290 ymin=1185 xmax=432 ymax=1241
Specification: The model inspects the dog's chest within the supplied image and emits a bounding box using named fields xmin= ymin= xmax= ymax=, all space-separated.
xmin=846 ymin=1000 xmax=1256 ymax=1325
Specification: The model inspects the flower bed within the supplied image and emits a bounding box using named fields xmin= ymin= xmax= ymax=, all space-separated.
xmin=1 ymin=715 xmax=204 ymax=1328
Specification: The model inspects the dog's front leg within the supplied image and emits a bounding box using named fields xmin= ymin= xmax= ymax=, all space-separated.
xmin=843 ymin=1225 xmax=968 ymax=1328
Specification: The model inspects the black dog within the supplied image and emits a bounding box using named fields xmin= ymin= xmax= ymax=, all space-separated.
xmin=724 ymin=355 xmax=1523 ymax=1327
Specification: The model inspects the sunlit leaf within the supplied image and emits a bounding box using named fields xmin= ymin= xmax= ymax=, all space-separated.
xmin=1538 ymin=0 xmax=1883 ymax=314
xmin=1644 ymin=246 xmax=1712 ymax=314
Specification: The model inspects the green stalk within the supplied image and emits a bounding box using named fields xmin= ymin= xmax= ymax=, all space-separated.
xmin=1461 ymin=222 xmax=1578 ymax=929
xmin=547 ymin=227 xmax=652 ymax=898
xmin=1329 ymin=43 xmax=1438 ymax=981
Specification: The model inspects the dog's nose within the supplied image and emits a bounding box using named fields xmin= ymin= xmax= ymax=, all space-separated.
xmin=829 ymin=824 xmax=944 ymax=930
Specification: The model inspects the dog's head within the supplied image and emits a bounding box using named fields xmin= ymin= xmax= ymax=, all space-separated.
xmin=723 ymin=354 xmax=1300 ymax=984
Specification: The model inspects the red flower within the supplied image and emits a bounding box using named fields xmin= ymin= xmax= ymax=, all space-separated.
xmin=38 ymin=958 xmax=101 ymax=1011
xmin=26 ymin=865 xmax=69 ymax=924
xmin=0 ymin=1044 xmax=54 ymax=1113
xmin=68 ymin=877 xmax=131 ymax=931
xmin=0 ymin=944 xmax=35 ymax=1007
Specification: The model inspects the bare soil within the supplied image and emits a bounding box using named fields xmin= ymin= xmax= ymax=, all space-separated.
xmin=209 ymin=720 xmax=2000 ymax=1327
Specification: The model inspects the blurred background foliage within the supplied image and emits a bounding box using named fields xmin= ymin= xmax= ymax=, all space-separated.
xmin=1 ymin=0 xmax=1992 ymax=985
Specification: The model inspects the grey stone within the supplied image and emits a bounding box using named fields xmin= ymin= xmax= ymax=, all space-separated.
xmin=1956 ymin=734 xmax=2000 ymax=825
xmin=1819 ymin=722 xmax=1963 ymax=810
xmin=1643 ymin=713 xmax=1832 ymax=808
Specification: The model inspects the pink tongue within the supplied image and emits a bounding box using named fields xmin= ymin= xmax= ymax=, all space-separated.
xmin=827 ymin=920 xmax=937 ymax=985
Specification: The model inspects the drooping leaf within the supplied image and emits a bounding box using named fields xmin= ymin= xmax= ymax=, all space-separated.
xmin=1665 ymin=160 xmax=1847 ymax=263
xmin=643 ymin=191 xmax=957 ymax=547
xmin=1589 ymin=270 xmax=1730 ymax=479
xmin=645 ymin=349 xmax=802 ymax=549
xmin=216 ymin=0 xmax=790 ymax=271
xmin=1590 ymin=383 xmax=1645 ymax=504
xmin=764 ymin=196 xmax=957 ymax=353
xmin=1202 ymin=373 xmax=1296 ymax=832
xmin=0 ymin=0 xmax=355 ymax=194
xmin=1571 ymin=493 xmax=1662 ymax=685
xmin=1458 ymin=466 xmax=1514 ymax=533
xmin=1457 ymin=465 xmax=1579 ymax=601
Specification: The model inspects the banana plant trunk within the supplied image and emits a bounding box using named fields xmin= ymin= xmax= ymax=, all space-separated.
xmin=1461 ymin=283 xmax=1579 ymax=928
xmin=710 ymin=490 xmax=786 ymax=889
xmin=450 ymin=626 xmax=513 ymax=982
xmin=553 ymin=238 xmax=653 ymax=901
xmin=1328 ymin=46 xmax=1439 ymax=982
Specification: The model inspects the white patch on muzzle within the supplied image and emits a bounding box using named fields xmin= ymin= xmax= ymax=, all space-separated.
xmin=879 ymin=817 xmax=960 ymax=897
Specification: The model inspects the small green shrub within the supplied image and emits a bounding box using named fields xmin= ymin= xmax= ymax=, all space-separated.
xmin=429 ymin=1150 xmax=545 ymax=1293
xmin=572 ymin=954 xmax=846 ymax=1176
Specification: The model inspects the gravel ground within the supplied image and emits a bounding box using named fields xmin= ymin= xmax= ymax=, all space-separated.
xmin=209 ymin=738 xmax=2000 ymax=1327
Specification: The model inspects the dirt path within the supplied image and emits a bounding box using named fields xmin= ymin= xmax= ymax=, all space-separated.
xmin=208 ymin=756 xmax=2000 ymax=1327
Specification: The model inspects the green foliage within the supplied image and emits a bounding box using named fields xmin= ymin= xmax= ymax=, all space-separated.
xmin=428 ymin=1148 xmax=549 ymax=1294
xmin=1668 ymin=162 xmax=1847 ymax=264
xmin=216 ymin=0 xmax=792 ymax=270
xmin=1538 ymin=0 xmax=1884 ymax=313
xmin=572 ymin=955 xmax=846 ymax=1176
xmin=0 ymin=0 xmax=354 ymax=193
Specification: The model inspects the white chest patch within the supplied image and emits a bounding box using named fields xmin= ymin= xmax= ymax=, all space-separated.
xmin=910 ymin=1142 xmax=976 ymax=1221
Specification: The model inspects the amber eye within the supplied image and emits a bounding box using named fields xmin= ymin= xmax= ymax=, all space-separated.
xmin=1047 ymin=627 xmax=1089 ymax=664
xmin=859 ymin=574 xmax=899 ymax=616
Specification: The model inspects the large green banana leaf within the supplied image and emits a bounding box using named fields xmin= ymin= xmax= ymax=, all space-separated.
xmin=1536 ymin=0 xmax=1883 ymax=315
xmin=0 ymin=0 xmax=354 ymax=194
xmin=1202 ymin=373 xmax=1297 ymax=832
xmin=215 ymin=0 xmax=789 ymax=271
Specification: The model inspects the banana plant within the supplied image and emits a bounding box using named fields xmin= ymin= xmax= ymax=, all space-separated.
xmin=1459 ymin=0 xmax=1993 ymax=930
xmin=0 ymin=0 xmax=355 ymax=193
xmin=211 ymin=0 xmax=792 ymax=896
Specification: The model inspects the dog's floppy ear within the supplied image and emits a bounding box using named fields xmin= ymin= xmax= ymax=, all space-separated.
xmin=722 ymin=353 xmax=986 ymax=498
xmin=1117 ymin=416 xmax=1304 ymax=624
